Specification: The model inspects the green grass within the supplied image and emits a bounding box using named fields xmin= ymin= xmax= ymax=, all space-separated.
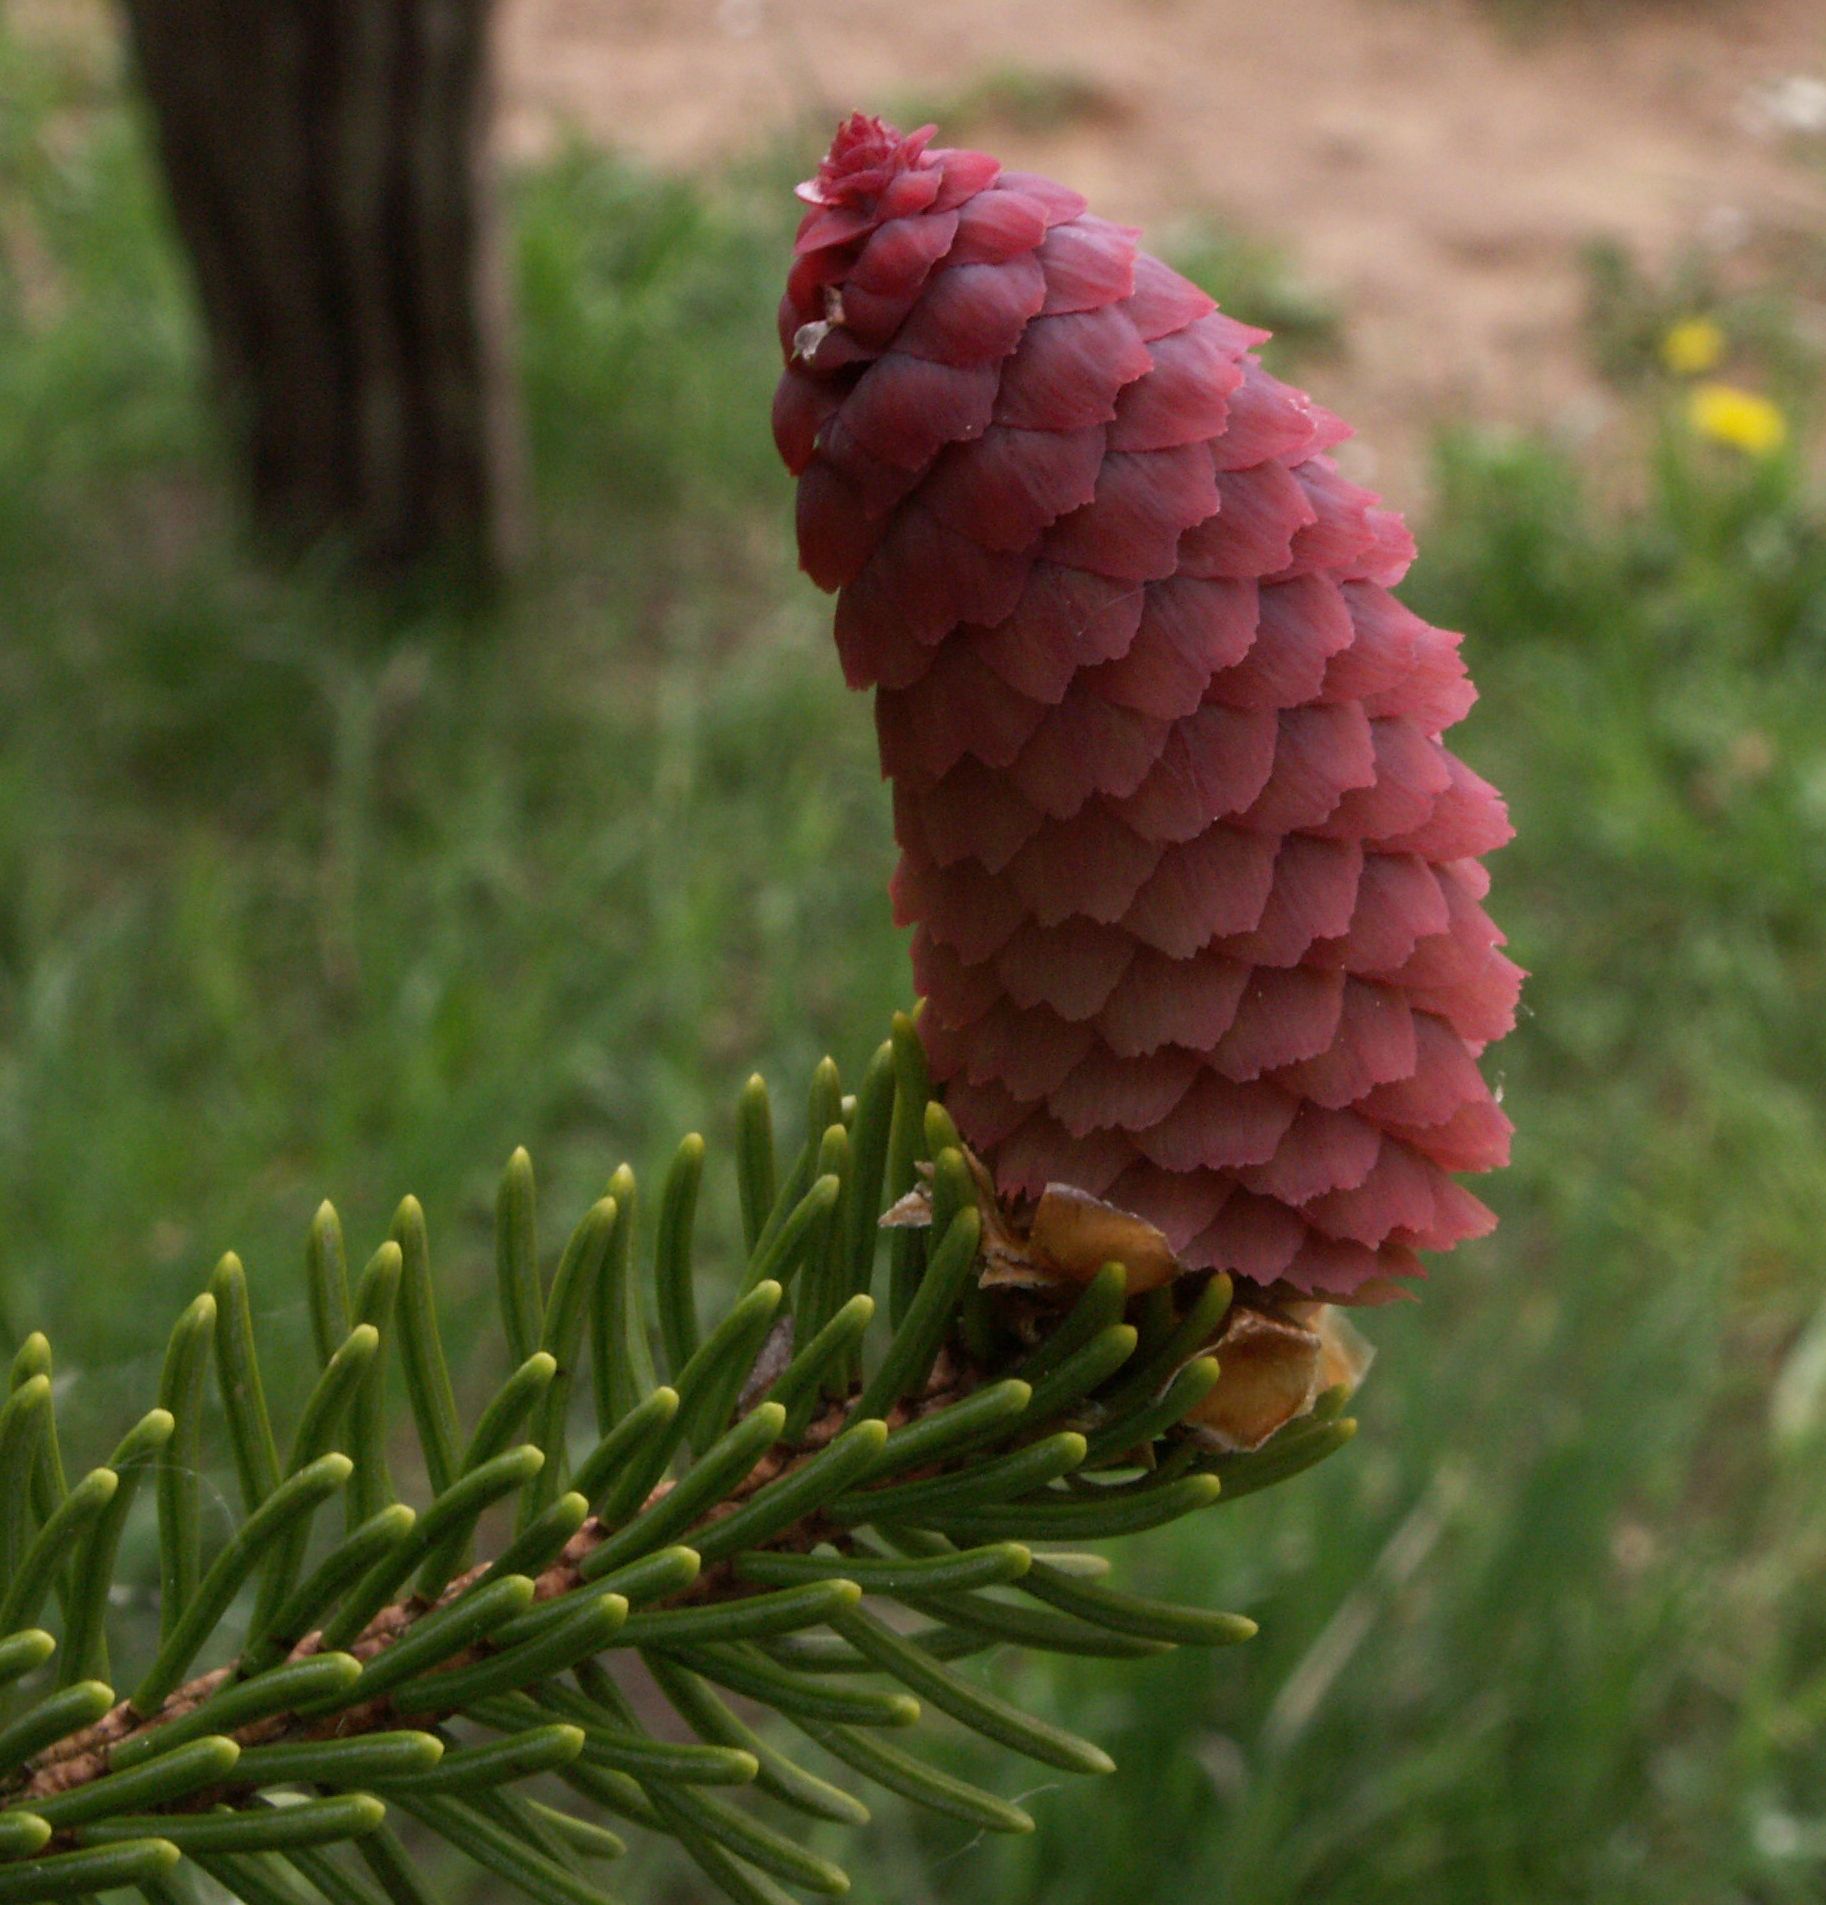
xmin=0 ymin=30 xmax=900 ymax=1396
xmin=1581 ymin=236 xmax=1826 ymax=395
xmin=1456 ymin=0 xmax=1711 ymax=33
xmin=6 ymin=19 xmax=1826 ymax=1905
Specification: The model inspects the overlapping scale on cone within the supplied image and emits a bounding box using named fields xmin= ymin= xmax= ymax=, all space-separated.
xmin=776 ymin=115 xmax=1520 ymax=1302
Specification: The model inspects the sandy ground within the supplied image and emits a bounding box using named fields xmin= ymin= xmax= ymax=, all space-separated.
xmin=499 ymin=0 xmax=1826 ymax=490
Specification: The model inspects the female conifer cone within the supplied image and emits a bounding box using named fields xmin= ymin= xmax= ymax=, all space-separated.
xmin=775 ymin=116 xmax=1521 ymax=1304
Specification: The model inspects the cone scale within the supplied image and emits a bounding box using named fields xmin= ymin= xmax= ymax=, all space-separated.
xmin=776 ymin=115 xmax=1520 ymax=1304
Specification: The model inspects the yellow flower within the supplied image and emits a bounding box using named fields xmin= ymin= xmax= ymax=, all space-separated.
xmin=1687 ymin=382 xmax=1788 ymax=457
xmin=1660 ymin=316 xmax=1727 ymax=376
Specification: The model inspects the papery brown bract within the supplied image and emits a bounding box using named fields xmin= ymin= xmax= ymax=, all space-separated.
xmin=778 ymin=115 xmax=1520 ymax=1303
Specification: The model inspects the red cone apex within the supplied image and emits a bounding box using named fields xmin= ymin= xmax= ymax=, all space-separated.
xmin=798 ymin=114 xmax=941 ymax=210
xmin=776 ymin=117 xmax=1521 ymax=1303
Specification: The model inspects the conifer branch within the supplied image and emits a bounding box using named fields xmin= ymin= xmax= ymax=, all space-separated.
xmin=0 ymin=1022 xmax=1360 ymax=1904
xmin=18 ymin=1363 xmax=973 ymax=1806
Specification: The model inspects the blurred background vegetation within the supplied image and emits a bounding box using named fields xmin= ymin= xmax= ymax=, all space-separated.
xmin=5 ymin=9 xmax=1826 ymax=1904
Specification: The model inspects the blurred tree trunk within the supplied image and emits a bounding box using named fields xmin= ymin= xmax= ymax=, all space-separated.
xmin=119 ymin=0 xmax=526 ymax=583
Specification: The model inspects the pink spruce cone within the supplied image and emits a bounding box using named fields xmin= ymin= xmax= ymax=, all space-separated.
xmin=775 ymin=115 xmax=1521 ymax=1304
